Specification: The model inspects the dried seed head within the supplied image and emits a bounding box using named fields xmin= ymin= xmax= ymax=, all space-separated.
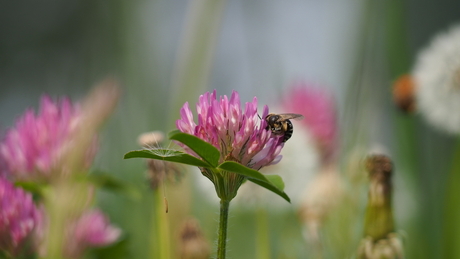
xmin=145 ymin=159 xmax=183 ymax=189
xmin=298 ymin=164 xmax=344 ymax=242
xmin=137 ymin=131 xmax=165 ymax=147
xmin=363 ymin=154 xmax=395 ymax=241
xmin=357 ymin=233 xmax=404 ymax=259
xmin=178 ymin=218 xmax=210 ymax=259
xmin=412 ymin=24 xmax=460 ymax=134
xmin=365 ymin=155 xmax=393 ymax=179
xmin=137 ymin=131 xmax=183 ymax=189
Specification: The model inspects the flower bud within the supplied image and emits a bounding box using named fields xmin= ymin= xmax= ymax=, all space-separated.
xmin=357 ymin=155 xmax=405 ymax=259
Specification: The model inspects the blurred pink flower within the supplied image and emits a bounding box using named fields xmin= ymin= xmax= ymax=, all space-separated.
xmin=64 ymin=209 xmax=121 ymax=258
xmin=0 ymin=96 xmax=97 ymax=181
xmin=177 ymin=90 xmax=284 ymax=170
xmin=281 ymin=83 xmax=338 ymax=162
xmin=0 ymin=178 xmax=40 ymax=256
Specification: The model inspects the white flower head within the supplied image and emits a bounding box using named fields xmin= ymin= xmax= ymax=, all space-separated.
xmin=413 ymin=24 xmax=460 ymax=134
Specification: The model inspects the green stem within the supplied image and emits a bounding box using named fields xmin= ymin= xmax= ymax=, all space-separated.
xmin=363 ymin=156 xmax=395 ymax=240
xmin=217 ymin=199 xmax=230 ymax=259
xmin=153 ymin=186 xmax=171 ymax=259
xmin=256 ymin=208 xmax=270 ymax=259
xmin=442 ymin=139 xmax=460 ymax=258
xmin=41 ymin=181 xmax=91 ymax=259
xmin=43 ymin=192 xmax=66 ymax=259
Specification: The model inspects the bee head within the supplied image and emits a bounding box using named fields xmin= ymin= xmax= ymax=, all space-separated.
xmin=265 ymin=114 xmax=280 ymax=124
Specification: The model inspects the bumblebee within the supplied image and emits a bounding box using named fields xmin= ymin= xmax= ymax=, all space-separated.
xmin=265 ymin=113 xmax=304 ymax=142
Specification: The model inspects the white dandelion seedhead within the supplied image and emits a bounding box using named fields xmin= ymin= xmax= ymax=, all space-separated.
xmin=144 ymin=140 xmax=180 ymax=158
xmin=137 ymin=131 xmax=180 ymax=158
xmin=147 ymin=146 xmax=181 ymax=158
xmin=413 ymin=23 xmax=460 ymax=134
xmin=137 ymin=131 xmax=165 ymax=147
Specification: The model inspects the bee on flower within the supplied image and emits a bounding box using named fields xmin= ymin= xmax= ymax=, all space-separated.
xmin=176 ymin=90 xmax=286 ymax=200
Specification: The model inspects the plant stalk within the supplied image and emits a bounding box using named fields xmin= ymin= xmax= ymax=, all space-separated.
xmin=256 ymin=208 xmax=270 ymax=259
xmin=217 ymin=199 xmax=230 ymax=259
xmin=41 ymin=181 xmax=90 ymax=259
xmin=364 ymin=156 xmax=395 ymax=240
xmin=153 ymin=186 xmax=171 ymax=259
xmin=443 ymin=139 xmax=460 ymax=258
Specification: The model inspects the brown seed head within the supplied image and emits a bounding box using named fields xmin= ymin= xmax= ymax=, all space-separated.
xmin=357 ymin=233 xmax=404 ymax=259
xmin=365 ymin=155 xmax=393 ymax=179
xmin=137 ymin=131 xmax=183 ymax=189
xmin=178 ymin=218 xmax=210 ymax=259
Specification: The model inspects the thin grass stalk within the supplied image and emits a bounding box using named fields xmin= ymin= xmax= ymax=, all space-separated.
xmin=152 ymin=185 xmax=171 ymax=259
xmin=256 ymin=208 xmax=270 ymax=259
xmin=442 ymin=139 xmax=460 ymax=258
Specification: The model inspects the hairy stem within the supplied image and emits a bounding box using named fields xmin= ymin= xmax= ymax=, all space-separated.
xmin=217 ymin=199 xmax=230 ymax=259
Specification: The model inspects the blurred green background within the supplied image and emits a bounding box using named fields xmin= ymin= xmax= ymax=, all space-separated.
xmin=2 ymin=1 xmax=460 ymax=258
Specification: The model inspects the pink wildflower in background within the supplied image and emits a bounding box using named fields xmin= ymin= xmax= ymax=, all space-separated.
xmin=64 ymin=209 xmax=121 ymax=258
xmin=0 ymin=178 xmax=40 ymax=256
xmin=281 ymin=83 xmax=338 ymax=163
xmin=35 ymin=208 xmax=121 ymax=258
xmin=176 ymin=90 xmax=284 ymax=170
xmin=0 ymin=96 xmax=97 ymax=182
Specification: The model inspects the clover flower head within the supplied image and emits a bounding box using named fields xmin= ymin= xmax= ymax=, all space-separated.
xmin=281 ymin=83 xmax=338 ymax=162
xmin=0 ymin=95 xmax=97 ymax=181
xmin=65 ymin=209 xmax=121 ymax=258
xmin=0 ymin=178 xmax=40 ymax=255
xmin=413 ymin=23 xmax=460 ymax=134
xmin=176 ymin=90 xmax=284 ymax=170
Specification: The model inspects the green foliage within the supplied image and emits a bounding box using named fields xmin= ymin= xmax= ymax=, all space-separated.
xmin=14 ymin=181 xmax=46 ymax=201
xmin=168 ymin=130 xmax=220 ymax=167
xmin=89 ymin=237 xmax=130 ymax=259
xmin=87 ymin=173 xmax=142 ymax=200
xmin=124 ymin=149 xmax=212 ymax=168
xmin=124 ymin=131 xmax=290 ymax=202
xmin=442 ymin=141 xmax=460 ymax=258
xmin=218 ymin=162 xmax=290 ymax=202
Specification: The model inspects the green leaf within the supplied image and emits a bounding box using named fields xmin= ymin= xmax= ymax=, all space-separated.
xmin=14 ymin=181 xmax=46 ymax=201
xmin=168 ymin=130 xmax=220 ymax=167
xmin=87 ymin=173 xmax=141 ymax=200
xmin=124 ymin=149 xmax=213 ymax=168
xmin=264 ymin=174 xmax=285 ymax=191
xmin=247 ymin=178 xmax=290 ymax=203
xmin=90 ymin=237 xmax=130 ymax=259
xmin=218 ymin=161 xmax=275 ymax=184
xmin=217 ymin=161 xmax=290 ymax=202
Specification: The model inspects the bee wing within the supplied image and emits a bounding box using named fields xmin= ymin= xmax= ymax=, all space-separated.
xmin=278 ymin=113 xmax=304 ymax=121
